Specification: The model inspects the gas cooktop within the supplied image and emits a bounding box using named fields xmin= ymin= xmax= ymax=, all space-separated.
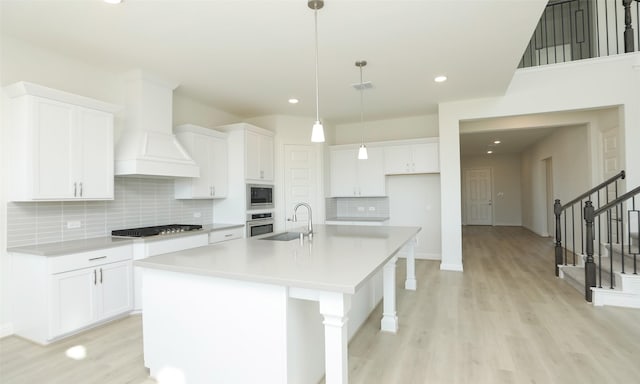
xmin=111 ymin=224 xmax=203 ymax=238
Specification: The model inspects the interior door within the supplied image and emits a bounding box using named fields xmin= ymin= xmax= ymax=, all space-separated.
xmin=464 ymin=168 xmax=493 ymax=225
xmin=284 ymin=145 xmax=316 ymax=230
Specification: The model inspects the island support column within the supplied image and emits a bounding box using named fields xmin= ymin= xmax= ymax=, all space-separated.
xmin=404 ymin=238 xmax=417 ymax=290
xmin=319 ymin=292 xmax=352 ymax=384
xmin=381 ymin=255 xmax=399 ymax=333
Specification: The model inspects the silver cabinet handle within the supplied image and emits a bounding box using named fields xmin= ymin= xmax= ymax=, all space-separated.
xmin=93 ymin=269 xmax=97 ymax=285
xmin=74 ymin=182 xmax=77 ymax=197
xmin=260 ymin=170 xmax=264 ymax=179
xmin=212 ymin=186 xmax=215 ymax=196
xmin=99 ymin=268 xmax=103 ymax=283
xmin=79 ymin=182 xmax=83 ymax=197
xmin=224 ymin=233 xmax=233 ymax=238
xmin=89 ymin=256 xmax=107 ymax=261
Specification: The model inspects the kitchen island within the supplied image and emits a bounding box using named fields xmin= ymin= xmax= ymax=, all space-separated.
xmin=135 ymin=224 xmax=420 ymax=384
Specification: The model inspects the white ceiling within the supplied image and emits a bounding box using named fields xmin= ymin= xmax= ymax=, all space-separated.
xmin=459 ymin=127 xmax=557 ymax=156
xmin=0 ymin=0 xmax=547 ymax=126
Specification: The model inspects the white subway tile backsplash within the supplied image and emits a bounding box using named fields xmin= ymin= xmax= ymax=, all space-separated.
xmin=326 ymin=197 xmax=389 ymax=219
xmin=6 ymin=177 xmax=215 ymax=247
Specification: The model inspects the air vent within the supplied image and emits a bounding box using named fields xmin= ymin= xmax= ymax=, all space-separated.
xmin=352 ymin=81 xmax=373 ymax=91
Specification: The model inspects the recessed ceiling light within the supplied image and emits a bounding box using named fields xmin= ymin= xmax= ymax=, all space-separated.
xmin=487 ymin=150 xmax=493 ymax=154
xmin=493 ymin=140 xmax=501 ymax=144
xmin=434 ymin=75 xmax=447 ymax=83
xmin=288 ymin=98 xmax=299 ymax=104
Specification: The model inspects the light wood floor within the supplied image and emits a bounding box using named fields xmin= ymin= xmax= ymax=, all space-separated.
xmin=2 ymin=226 xmax=640 ymax=384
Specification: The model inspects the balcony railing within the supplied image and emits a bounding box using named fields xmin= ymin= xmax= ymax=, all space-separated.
xmin=520 ymin=0 xmax=639 ymax=68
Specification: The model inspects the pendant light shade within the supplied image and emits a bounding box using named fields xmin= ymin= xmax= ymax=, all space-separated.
xmin=309 ymin=0 xmax=325 ymax=143
xmin=311 ymin=121 xmax=325 ymax=142
xmin=356 ymin=60 xmax=368 ymax=160
xmin=358 ymin=144 xmax=368 ymax=160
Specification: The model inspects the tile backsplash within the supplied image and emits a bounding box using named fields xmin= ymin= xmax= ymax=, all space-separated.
xmin=6 ymin=177 xmax=214 ymax=248
xmin=325 ymin=197 xmax=389 ymax=219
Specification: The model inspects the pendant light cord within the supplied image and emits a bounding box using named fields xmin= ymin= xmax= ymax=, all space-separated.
xmin=314 ymin=9 xmax=320 ymax=123
xmin=359 ymin=65 xmax=364 ymax=144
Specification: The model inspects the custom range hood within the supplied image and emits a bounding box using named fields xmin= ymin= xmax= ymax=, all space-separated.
xmin=115 ymin=70 xmax=199 ymax=178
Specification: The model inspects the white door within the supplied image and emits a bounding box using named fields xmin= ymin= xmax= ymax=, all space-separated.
xmin=284 ymin=145 xmax=316 ymax=230
xmin=464 ymin=168 xmax=493 ymax=225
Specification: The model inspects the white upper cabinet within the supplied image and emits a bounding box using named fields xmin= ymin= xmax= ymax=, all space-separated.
xmin=174 ymin=124 xmax=228 ymax=199
xmin=4 ymin=82 xmax=118 ymax=201
xmin=384 ymin=139 xmax=439 ymax=174
xmin=245 ymin=130 xmax=274 ymax=182
xmin=329 ymin=146 xmax=385 ymax=197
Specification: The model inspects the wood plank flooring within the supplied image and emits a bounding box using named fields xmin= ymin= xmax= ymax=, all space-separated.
xmin=2 ymin=226 xmax=639 ymax=384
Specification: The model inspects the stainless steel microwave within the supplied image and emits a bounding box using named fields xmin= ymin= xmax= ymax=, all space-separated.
xmin=247 ymin=184 xmax=274 ymax=210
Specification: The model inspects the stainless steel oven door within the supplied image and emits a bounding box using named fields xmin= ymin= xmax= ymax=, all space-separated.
xmin=246 ymin=218 xmax=274 ymax=238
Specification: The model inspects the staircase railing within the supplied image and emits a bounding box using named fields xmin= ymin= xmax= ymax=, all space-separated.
xmin=584 ymin=184 xmax=640 ymax=301
xmin=520 ymin=0 xmax=640 ymax=69
xmin=554 ymin=170 xmax=625 ymax=276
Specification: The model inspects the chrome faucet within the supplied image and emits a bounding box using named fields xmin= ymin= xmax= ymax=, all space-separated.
xmin=292 ymin=202 xmax=313 ymax=237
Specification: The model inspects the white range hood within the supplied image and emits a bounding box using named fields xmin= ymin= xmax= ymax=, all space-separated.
xmin=115 ymin=70 xmax=199 ymax=178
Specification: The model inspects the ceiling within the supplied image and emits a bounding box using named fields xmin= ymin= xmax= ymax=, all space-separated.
xmin=459 ymin=127 xmax=557 ymax=156
xmin=0 ymin=0 xmax=547 ymax=125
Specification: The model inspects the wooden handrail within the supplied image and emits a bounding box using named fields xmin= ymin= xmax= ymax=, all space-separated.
xmin=561 ymin=170 xmax=625 ymax=211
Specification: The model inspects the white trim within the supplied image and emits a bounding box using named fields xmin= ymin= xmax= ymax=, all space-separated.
xmin=440 ymin=262 xmax=463 ymax=272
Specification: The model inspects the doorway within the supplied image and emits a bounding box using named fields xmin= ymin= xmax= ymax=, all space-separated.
xmin=283 ymin=145 xmax=317 ymax=230
xmin=463 ymin=168 xmax=493 ymax=225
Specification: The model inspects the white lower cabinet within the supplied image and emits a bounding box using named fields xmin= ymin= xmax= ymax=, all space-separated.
xmin=12 ymin=245 xmax=133 ymax=345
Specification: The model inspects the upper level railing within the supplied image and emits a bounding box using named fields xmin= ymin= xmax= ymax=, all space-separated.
xmin=520 ymin=0 xmax=639 ymax=68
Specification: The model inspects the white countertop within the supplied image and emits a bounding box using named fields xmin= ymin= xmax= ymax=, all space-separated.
xmin=325 ymin=216 xmax=390 ymax=222
xmin=135 ymin=224 xmax=420 ymax=294
xmin=7 ymin=223 xmax=244 ymax=256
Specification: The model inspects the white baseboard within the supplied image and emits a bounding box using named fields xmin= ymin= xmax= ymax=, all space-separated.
xmin=0 ymin=322 xmax=13 ymax=338
xmin=592 ymin=288 xmax=640 ymax=308
xmin=397 ymin=250 xmax=441 ymax=260
xmin=440 ymin=263 xmax=463 ymax=272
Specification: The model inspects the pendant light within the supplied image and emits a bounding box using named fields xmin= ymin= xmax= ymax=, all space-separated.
xmin=309 ymin=0 xmax=325 ymax=143
xmin=356 ymin=60 xmax=368 ymax=159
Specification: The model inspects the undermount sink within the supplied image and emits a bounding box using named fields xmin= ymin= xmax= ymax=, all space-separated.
xmin=259 ymin=232 xmax=302 ymax=241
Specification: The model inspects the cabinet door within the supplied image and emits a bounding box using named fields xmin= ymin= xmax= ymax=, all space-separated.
xmin=384 ymin=145 xmax=411 ymax=174
xmin=51 ymin=268 xmax=96 ymax=337
xmin=330 ymin=149 xmax=358 ymax=197
xmin=259 ymin=134 xmax=274 ymax=181
xmin=33 ymin=97 xmax=75 ymax=199
xmin=97 ymin=261 xmax=133 ymax=320
xmin=411 ymin=142 xmax=439 ymax=173
xmin=77 ymin=107 xmax=114 ymax=199
xmin=192 ymin=135 xmax=215 ymax=197
xmin=245 ymin=131 xmax=262 ymax=180
xmin=357 ymin=146 xmax=386 ymax=196
xmin=211 ymin=137 xmax=228 ymax=197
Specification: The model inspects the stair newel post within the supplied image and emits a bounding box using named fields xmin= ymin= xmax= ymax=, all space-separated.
xmin=623 ymin=0 xmax=635 ymax=53
xmin=584 ymin=201 xmax=596 ymax=302
xmin=554 ymin=199 xmax=563 ymax=276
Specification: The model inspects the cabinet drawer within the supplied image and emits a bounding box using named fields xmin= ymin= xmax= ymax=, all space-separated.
xmin=49 ymin=245 xmax=132 ymax=274
xmin=209 ymin=227 xmax=244 ymax=244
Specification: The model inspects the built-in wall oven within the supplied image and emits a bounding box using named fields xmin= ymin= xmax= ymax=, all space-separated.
xmin=246 ymin=212 xmax=274 ymax=238
xmin=247 ymin=184 xmax=274 ymax=210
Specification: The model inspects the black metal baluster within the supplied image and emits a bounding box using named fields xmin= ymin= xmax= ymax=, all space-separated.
xmin=564 ymin=210 xmax=568 ymax=265
xmin=620 ymin=201 xmax=625 ymax=274
xmin=584 ymin=201 xmax=596 ymax=302
xmin=572 ymin=205 xmax=576 ymax=265
xmin=555 ymin=199 xmax=563 ymax=276
xmin=598 ymin=190 xmax=603 ymax=287
xmin=608 ymin=209 xmax=614 ymax=289
xmin=580 ymin=198 xmax=585 ymax=256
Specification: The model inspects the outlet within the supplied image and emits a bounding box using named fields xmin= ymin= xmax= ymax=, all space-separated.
xmin=66 ymin=221 xmax=81 ymax=229
xmin=368 ymin=206 xmax=376 ymax=211
xmin=193 ymin=212 xmax=202 ymax=218
xmin=357 ymin=206 xmax=365 ymax=212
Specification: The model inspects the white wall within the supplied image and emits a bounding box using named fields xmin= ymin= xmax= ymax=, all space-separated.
xmin=520 ymin=125 xmax=590 ymax=236
xmin=334 ymin=114 xmax=438 ymax=144
xmin=461 ymin=154 xmax=522 ymax=226
xmin=439 ymin=53 xmax=640 ymax=272
xmin=387 ymin=175 xmax=441 ymax=259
